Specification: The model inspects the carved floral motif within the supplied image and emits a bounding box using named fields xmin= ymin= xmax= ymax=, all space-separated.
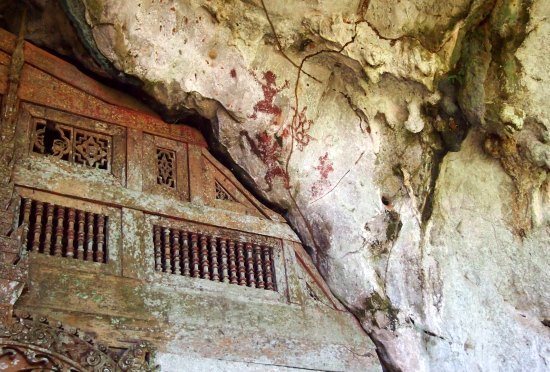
xmin=74 ymin=131 xmax=110 ymax=169
xmin=0 ymin=312 xmax=157 ymax=371
xmin=32 ymin=119 xmax=111 ymax=171
xmin=156 ymin=148 xmax=176 ymax=188
xmin=215 ymin=181 xmax=234 ymax=201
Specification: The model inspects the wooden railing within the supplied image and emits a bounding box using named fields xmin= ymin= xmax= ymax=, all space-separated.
xmin=153 ymin=225 xmax=276 ymax=291
xmin=18 ymin=197 xmax=108 ymax=263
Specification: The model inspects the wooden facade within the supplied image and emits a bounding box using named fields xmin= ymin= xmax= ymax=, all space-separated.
xmin=0 ymin=28 xmax=376 ymax=371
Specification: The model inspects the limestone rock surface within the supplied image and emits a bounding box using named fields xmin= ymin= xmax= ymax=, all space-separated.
xmin=8 ymin=0 xmax=549 ymax=370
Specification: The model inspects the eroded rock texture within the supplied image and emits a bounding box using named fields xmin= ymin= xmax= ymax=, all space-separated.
xmin=5 ymin=0 xmax=549 ymax=370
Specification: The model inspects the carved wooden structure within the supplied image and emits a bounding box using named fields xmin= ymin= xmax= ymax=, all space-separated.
xmin=0 ymin=28 xmax=376 ymax=370
xmin=0 ymin=311 xmax=155 ymax=371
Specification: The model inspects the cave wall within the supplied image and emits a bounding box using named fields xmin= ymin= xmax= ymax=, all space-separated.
xmin=3 ymin=0 xmax=549 ymax=370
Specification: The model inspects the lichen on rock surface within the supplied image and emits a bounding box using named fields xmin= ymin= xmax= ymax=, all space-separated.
xmin=6 ymin=0 xmax=549 ymax=370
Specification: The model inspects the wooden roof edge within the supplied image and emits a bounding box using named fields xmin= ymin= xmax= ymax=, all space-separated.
xmin=293 ymin=242 xmax=348 ymax=312
xmin=0 ymin=27 xmax=207 ymax=147
xmin=202 ymin=149 xmax=286 ymax=223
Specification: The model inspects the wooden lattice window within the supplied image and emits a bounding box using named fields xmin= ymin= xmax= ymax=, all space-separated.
xmin=18 ymin=197 xmax=108 ymax=263
xmin=32 ymin=119 xmax=112 ymax=170
xmin=215 ymin=181 xmax=234 ymax=201
xmin=156 ymin=148 xmax=176 ymax=188
xmin=152 ymin=225 xmax=276 ymax=291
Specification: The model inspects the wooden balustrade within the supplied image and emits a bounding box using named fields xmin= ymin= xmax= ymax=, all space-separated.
xmin=152 ymin=225 xmax=276 ymax=291
xmin=18 ymin=198 xmax=108 ymax=263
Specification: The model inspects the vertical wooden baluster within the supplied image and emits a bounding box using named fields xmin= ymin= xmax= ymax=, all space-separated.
xmin=153 ymin=225 xmax=162 ymax=272
xmin=191 ymin=234 xmax=200 ymax=278
xmin=245 ymin=243 xmax=256 ymax=288
xmin=219 ymin=238 xmax=229 ymax=283
xmin=210 ymin=237 xmax=219 ymax=281
xmin=85 ymin=213 xmax=94 ymax=261
xmin=20 ymin=198 xmax=32 ymax=249
xmin=53 ymin=206 xmax=65 ymax=257
xmin=181 ymin=231 xmax=190 ymax=276
xmin=31 ymin=201 xmax=43 ymax=252
xmin=172 ymin=229 xmax=181 ymax=275
xmin=96 ymin=215 xmax=105 ymax=263
xmin=43 ymin=203 xmax=54 ymax=255
xmin=237 ymin=242 xmax=246 ymax=286
xmin=263 ymin=246 xmax=274 ymax=290
xmin=76 ymin=210 xmax=85 ymax=259
xmin=200 ymin=236 xmax=210 ymax=280
xmin=66 ymin=208 xmax=75 ymax=258
xmin=254 ymin=244 xmax=265 ymax=289
xmin=228 ymin=240 xmax=237 ymax=284
xmin=163 ymin=227 xmax=172 ymax=273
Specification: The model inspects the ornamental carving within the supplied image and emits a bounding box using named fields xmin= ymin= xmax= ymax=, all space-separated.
xmin=156 ymin=148 xmax=176 ymax=188
xmin=74 ymin=131 xmax=110 ymax=169
xmin=0 ymin=312 xmax=157 ymax=371
xmin=215 ymin=182 xmax=234 ymax=201
xmin=32 ymin=119 xmax=112 ymax=171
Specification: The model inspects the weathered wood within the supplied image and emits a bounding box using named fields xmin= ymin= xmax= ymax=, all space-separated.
xmin=66 ymin=208 xmax=75 ymax=258
xmin=96 ymin=215 xmax=105 ymax=263
xmin=85 ymin=212 xmax=94 ymax=262
xmin=0 ymin=21 xmax=24 ymax=176
xmin=181 ymin=231 xmax=190 ymax=277
xmin=43 ymin=203 xmax=53 ymax=255
xmin=237 ymin=242 xmax=246 ymax=286
xmin=13 ymin=164 xmax=300 ymax=243
xmin=228 ymin=240 xmax=237 ymax=284
xmin=245 ymin=243 xmax=256 ymax=288
xmin=187 ymin=144 xmax=206 ymax=204
xmin=121 ymin=208 xmax=148 ymax=280
xmin=153 ymin=225 xmax=162 ymax=272
xmin=126 ymin=128 xmax=143 ymax=191
xmin=53 ymin=206 xmax=64 ymax=257
xmin=29 ymin=199 xmax=44 ymax=252
xmin=0 ymin=21 xmax=24 ymax=239
xmin=15 ymin=188 xmax=122 ymax=274
xmin=254 ymin=245 xmax=265 ymax=289
xmin=76 ymin=210 xmax=85 ymax=259
xmin=20 ymin=198 xmax=31 ymax=248
xmin=219 ymin=238 xmax=229 ymax=283
xmin=191 ymin=234 xmax=200 ymax=278
xmin=263 ymin=246 xmax=274 ymax=291
xmin=202 ymin=149 xmax=283 ymax=222
xmin=163 ymin=227 xmax=172 ymax=273
xmin=210 ymin=237 xmax=219 ymax=281
xmin=200 ymin=236 xmax=210 ymax=280
xmin=0 ymin=27 xmax=377 ymax=372
xmin=172 ymin=229 xmax=181 ymax=275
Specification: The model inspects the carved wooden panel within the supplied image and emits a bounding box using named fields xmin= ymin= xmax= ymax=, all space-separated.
xmin=201 ymin=150 xmax=276 ymax=219
xmin=156 ymin=148 xmax=176 ymax=188
xmin=152 ymin=225 xmax=277 ymax=291
xmin=0 ymin=312 xmax=157 ymax=371
xmin=20 ymin=103 xmax=126 ymax=185
xmin=215 ymin=181 xmax=234 ymax=201
xmin=32 ymin=119 xmax=112 ymax=170
xmin=143 ymin=133 xmax=189 ymax=201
